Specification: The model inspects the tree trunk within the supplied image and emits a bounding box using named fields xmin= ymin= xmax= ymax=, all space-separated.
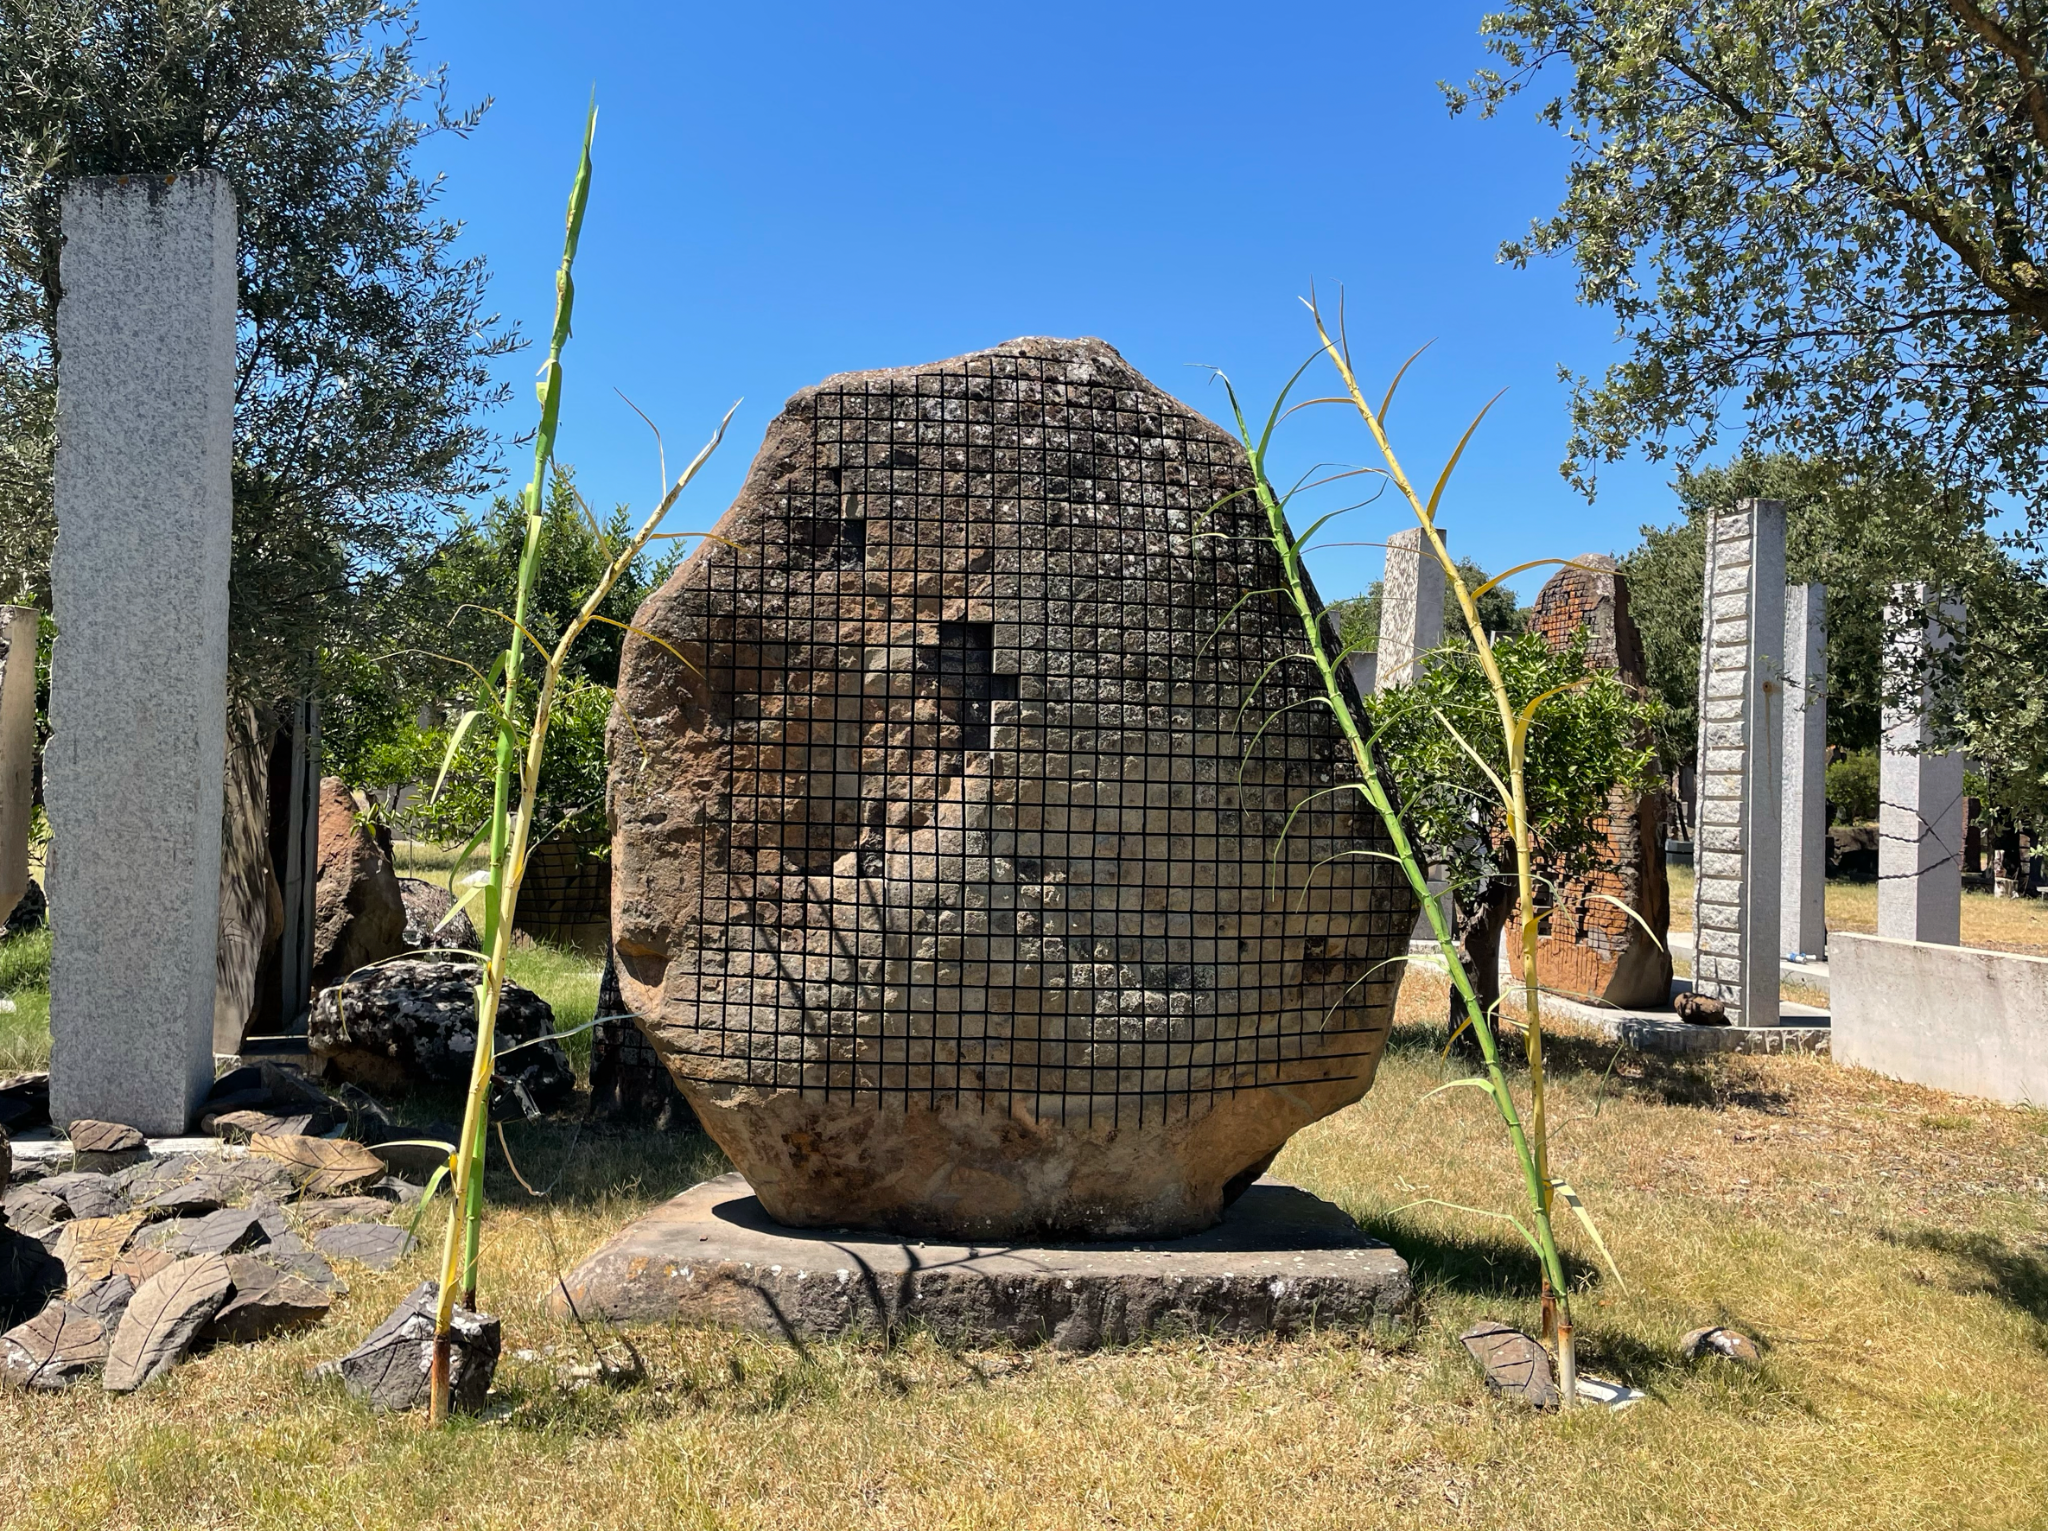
xmin=1448 ymin=876 xmax=1516 ymax=1057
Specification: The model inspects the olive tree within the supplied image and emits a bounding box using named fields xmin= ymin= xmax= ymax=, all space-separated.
xmin=1454 ymin=3 xmax=2048 ymax=532
xmin=0 ymin=0 xmax=512 ymax=706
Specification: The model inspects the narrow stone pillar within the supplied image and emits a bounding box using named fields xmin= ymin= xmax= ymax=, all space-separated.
xmin=0 ymin=606 xmax=38 ymax=924
xmin=1377 ymin=526 xmax=1445 ymax=690
xmin=1781 ymin=584 xmax=1827 ymax=959
xmin=1692 ymin=499 xmax=1784 ymax=1026
xmin=47 ymin=172 xmax=237 ymax=1135
xmin=1877 ymin=586 xmax=1964 ymax=946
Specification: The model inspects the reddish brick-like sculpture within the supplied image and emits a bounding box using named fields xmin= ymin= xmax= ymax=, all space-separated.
xmin=1508 ymin=556 xmax=1673 ymax=1009
xmin=607 ymin=338 xmax=1413 ymax=1239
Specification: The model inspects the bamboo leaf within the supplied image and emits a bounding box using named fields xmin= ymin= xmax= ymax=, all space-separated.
xmin=431 ymin=710 xmax=485 ymax=802
xmin=1420 ymin=1076 xmax=1503 ymax=1106
xmin=1551 ymin=1178 xmax=1628 ymax=1290
xmin=1422 ymin=390 xmax=1506 ymax=522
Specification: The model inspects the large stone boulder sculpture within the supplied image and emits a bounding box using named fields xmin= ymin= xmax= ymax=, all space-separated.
xmin=608 ymin=337 xmax=1413 ymax=1240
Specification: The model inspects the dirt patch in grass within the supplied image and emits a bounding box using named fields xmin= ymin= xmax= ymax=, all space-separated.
xmin=2 ymin=973 xmax=2044 ymax=1529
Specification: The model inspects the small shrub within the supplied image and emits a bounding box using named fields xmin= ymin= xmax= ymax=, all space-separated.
xmin=1827 ymin=748 xmax=1880 ymax=823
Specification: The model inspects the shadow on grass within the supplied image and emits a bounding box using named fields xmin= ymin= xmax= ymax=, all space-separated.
xmin=1383 ymin=1021 xmax=1796 ymax=1115
xmin=1352 ymin=1207 xmax=1598 ymax=1304
xmin=1885 ymin=1225 xmax=2048 ymax=1336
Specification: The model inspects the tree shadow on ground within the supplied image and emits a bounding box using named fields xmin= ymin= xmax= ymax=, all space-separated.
xmin=1884 ymin=1225 xmax=2048 ymax=1338
xmin=1383 ymin=1021 xmax=1796 ymax=1115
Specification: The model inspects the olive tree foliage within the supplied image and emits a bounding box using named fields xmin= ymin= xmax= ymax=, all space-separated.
xmin=0 ymin=0 xmax=513 ymax=705
xmin=1451 ymin=3 xmax=2048 ymax=531
xmin=333 ymin=464 xmax=682 ymax=850
xmin=1370 ymin=630 xmax=1663 ymax=1043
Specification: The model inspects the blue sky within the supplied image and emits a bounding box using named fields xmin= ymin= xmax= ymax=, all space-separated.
xmin=421 ymin=0 xmax=1682 ymax=605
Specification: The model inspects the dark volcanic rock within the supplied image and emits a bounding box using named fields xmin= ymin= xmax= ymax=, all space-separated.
xmin=36 ymin=1172 xmax=124 ymax=1221
xmin=202 ymin=1255 xmax=332 ymax=1344
xmin=68 ymin=1273 xmax=135 ymax=1329
xmin=0 ymin=1224 xmax=65 ymax=1327
xmin=65 ymin=1119 xmax=146 ymax=1171
xmin=606 ymin=337 xmax=1410 ymax=1240
xmin=1675 ymin=991 xmax=1730 ymax=1026
xmin=326 ymin=1280 xmax=498 ymax=1413
xmin=0 ymin=1072 xmax=47 ymax=1132
xmin=398 ymin=877 xmax=479 ymax=953
xmin=311 ymin=1221 xmax=416 ymax=1271
xmin=307 ymin=959 xmax=572 ymax=1113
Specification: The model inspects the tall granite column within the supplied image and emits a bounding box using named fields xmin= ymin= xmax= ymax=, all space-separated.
xmin=1692 ymin=499 xmax=1784 ymax=1026
xmin=1377 ymin=526 xmax=1446 ymax=690
xmin=1781 ymin=584 xmax=1827 ymax=959
xmin=47 ymin=173 xmax=237 ymax=1135
xmin=1877 ymin=586 xmax=1964 ymax=946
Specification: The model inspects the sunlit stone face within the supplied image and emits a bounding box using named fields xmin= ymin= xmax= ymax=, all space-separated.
xmin=609 ymin=337 xmax=1412 ymax=1239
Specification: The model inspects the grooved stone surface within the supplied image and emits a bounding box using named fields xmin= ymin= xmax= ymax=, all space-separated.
xmin=48 ymin=171 xmax=237 ymax=1136
xmin=548 ymin=1172 xmax=1412 ymax=1350
xmin=609 ymin=337 xmax=1412 ymax=1240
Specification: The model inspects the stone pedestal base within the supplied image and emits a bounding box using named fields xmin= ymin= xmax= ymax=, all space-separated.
xmin=548 ymin=1173 xmax=1412 ymax=1351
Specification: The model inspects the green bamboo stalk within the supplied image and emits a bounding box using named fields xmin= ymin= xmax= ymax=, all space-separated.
xmin=428 ymin=98 xmax=598 ymax=1426
xmin=1219 ymin=329 xmax=1587 ymax=1408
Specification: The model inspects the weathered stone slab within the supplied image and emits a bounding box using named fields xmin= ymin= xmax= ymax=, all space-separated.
xmin=310 ymin=1222 xmax=415 ymax=1271
xmin=48 ymin=172 xmax=237 ymax=1137
xmin=548 ymin=1173 xmax=1411 ymax=1351
xmin=0 ymin=606 xmax=37 ymax=929
xmin=103 ymin=1253 xmax=231 ymax=1392
xmin=201 ymin=1254 xmax=331 ymax=1344
xmin=610 ymin=338 xmax=1411 ymax=1239
xmin=323 ymin=1280 xmax=497 ymax=1413
xmin=2 ymin=1300 xmax=107 ymax=1389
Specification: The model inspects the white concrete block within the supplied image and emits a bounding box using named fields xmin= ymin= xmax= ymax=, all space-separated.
xmin=1834 ymin=935 xmax=2048 ymax=1106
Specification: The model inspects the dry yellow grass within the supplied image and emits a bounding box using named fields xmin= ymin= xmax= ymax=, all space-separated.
xmin=1670 ymin=867 xmax=2048 ymax=956
xmin=3 ymin=972 xmax=2045 ymax=1529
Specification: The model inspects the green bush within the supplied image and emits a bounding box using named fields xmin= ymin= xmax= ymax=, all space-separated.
xmin=1826 ymin=747 xmax=1880 ymax=823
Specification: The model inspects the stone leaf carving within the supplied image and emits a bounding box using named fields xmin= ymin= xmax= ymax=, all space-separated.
xmin=2 ymin=1300 xmax=107 ymax=1389
xmin=54 ymin=1212 xmax=145 ymax=1286
xmin=609 ymin=337 xmax=1410 ymax=1239
xmin=1459 ymin=1322 xmax=1559 ymax=1410
xmin=201 ymin=1255 xmax=331 ymax=1344
xmin=249 ymin=1134 xmax=387 ymax=1197
xmin=103 ymin=1253 xmax=232 ymax=1392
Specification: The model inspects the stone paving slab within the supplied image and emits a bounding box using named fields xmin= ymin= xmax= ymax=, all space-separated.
xmin=549 ymin=1173 xmax=1412 ymax=1351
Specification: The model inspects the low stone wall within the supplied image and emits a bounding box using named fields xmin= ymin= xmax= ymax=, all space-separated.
xmin=1832 ymin=933 xmax=2048 ymax=1106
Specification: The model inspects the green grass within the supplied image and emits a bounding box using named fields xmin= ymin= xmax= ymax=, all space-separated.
xmin=3 ymin=968 xmax=2045 ymax=1529
xmin=0 ymin=925 xmax=50 ymax=1074
xmin=505 ymin=940 xmax=602 ymax=1078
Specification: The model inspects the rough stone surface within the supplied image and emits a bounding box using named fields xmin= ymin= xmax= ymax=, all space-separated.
xmin=47 ymin=172 xmax=237 ymax=1137
xmin=309 ymin=777 xmax=407 ymax=990
xmin=1691 ymin=500 xmax=1785 ymax=1026
xmin=1459 ymin=1321 xmax=1559 ymax=1409
xmin=103 ymin=1253 xmax=232 ymax=1391
xmin=38 ymin=1171 xmax=124 ymax=1220
xmin=326 ymin=1280 xmax=498 ymax=1413
xmin=549 ymin=1172 xmax=1412 ymax=1349
xmin=398 ymin=876 xmax=479 ymax=953
xmin=608 ymin=338 xmax=1410 ymax=1239
xmin=1781 ymin=584 xmax=1828 ymax=959
xmin=248 ymin=1134 xmax=386 ymax=1198
xmin=1376 ymin=526 xmax=1446 ymax=691
xmin=202 ymin=1254 xmax=331 ymax=1343
xmin=311 ymin=1221 xmax=415 ymax=1271
xmin=307 ymin=959 xmax=574 ymax=1111
xmin=1507 ymin=555 xmax=1672 ymax=1009
xmin=68 ymin=1273 xmax=135 ymax=1330
xmin=133 ymin=1206 xmax=272 ymax=1258
xmin=0 ymin=606 xmax=37 ymax=928
xmin=1674 ymin=991 xmax=1729 ymax=1026
xmin=66 ymin=1119 xmax=146 ymax=1171
xmin=1 ymin=1300 xmax=107 ymax=1389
